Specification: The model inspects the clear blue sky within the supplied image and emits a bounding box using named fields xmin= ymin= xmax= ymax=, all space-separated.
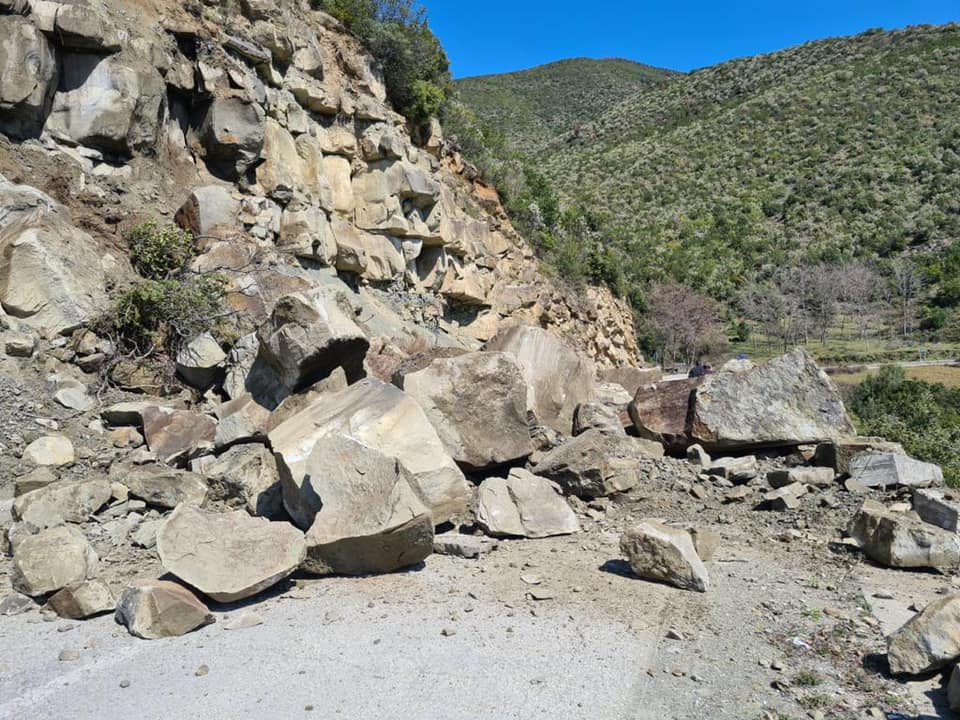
xmin=424 ymin=0 xmax=960 ymax=78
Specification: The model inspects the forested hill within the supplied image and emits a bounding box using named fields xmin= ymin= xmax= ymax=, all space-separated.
xmin=455 ymin=58 xmax=677 ymax=153
xmin=451 ymin=24 xmax=960 ymax=353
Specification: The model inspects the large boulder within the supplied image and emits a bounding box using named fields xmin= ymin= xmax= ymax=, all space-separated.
xmin=269 ymin=378 xmax=470 ymax=524
xmin=141 ymin=406 xmax=216 ymax=466
xmin=12 ymin=479 xmax=111 ymax=529
xmin=115 ymin=581 xmax=214 ymax=640
xmin=530 ymin=429 xmax=663 ymax=499
xmin=44 ymin=52 xmax=164 ymax=155
xmin=476 ymin=468 xmax=579 ymax=539
xmin=197 ymin=96 xmax=266 ymax=178
xmin=203 ymin=444 xmax=282 ymax=518
xmin=628 ymin=378 xmax=703 ymax=452
xmin=398 ymin=351 xmax=532 ymax=470
xmin=0 ymin=178 xmax=110 ymax=337
xmin=848 ymin=501 xmax=960 ymax=569
xmin=11 ymin=526 xmax=98 ymax=597
xmin=484 ymin=325 xmax=595 ymax=435
xmin=22 ymin=435 xmax=74 ymax=466
xmin=620 ymin=521 xmax=710 ymax=593
xmin=175 ymin=333 xmax=227 ymax=389
xmin=255 ymin=289 xmax=369 ymax=394
xmin=119 ymin=465 xmax=209 ymax=510
xmin=913 ymin=488 xmax=960 ymax=533
xmin=47 ymin=580 xmax=115 ymax=619
xmin=690 ymin=349 xmax=855 ymax=450
xmin=887 ymin=594 xmax=960 ymax=676
xmin=175 ymin=186 xmax=240 ymax=237
xmin=157 ymin=504 xmax=305 ymax=602
xmin=0 ymin=17 xmax=58 ymax=139
xmin=600 ymin=366 xmax=662 ymax=396
xmin=295 ymin=433 xmax=434 ymax=575
xmin=814 ymin=436 xmax=906 ymax=474
xmin=848 ymin=453 xmax=943 ymax=489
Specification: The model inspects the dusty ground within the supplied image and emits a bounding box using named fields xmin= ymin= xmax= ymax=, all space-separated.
xmin=0 ymin=352 xmax=956 ymax=720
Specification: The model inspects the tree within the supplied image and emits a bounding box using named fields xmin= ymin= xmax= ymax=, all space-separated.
xmin=644 ymin=284 xmax=726 ymax=366
xmin=891 ymin=258 xmax=923 ymax=339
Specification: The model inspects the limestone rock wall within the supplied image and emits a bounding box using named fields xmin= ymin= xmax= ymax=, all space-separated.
xmin=0 ymin=0 xmax=640 ymax=366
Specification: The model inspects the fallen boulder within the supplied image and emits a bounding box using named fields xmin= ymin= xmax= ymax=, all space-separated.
xmin=848 ymin=501 xmax=960 ymax=569
xmin=913 ymin=488 xmax=960 ymax=533
xmin=142 ymin=406 xmax=216 ymax=466
xmin=296 ymin=433 xmax=434 ymax=575
xmin=690 ymin=349 xmax=855 ymax=450
xmin=269 ymin=378 xmax=469 ymax=524
xmin=157 ymin=504 xmax=305 ymax=602
xmin=397 ymin=351 xmax=532 ymax=469
xmin=628 ymin=378 xmax=702 ymax=451
xmin=484 ymin=325 xmax=595 ymax=435
xmin=706 ymin=456 xmax=758 ymax=483
xmin=47 ymin=580 xmax=115 ymax=619
xmin=204 ymin=444 xmax=282 ymax=518
xmin=848 ymin=453 xmax=943 ymax=489
xmin=12 ymin=479 xmax=111 ymax=529
xmin=573 ymin=403 xmax=625 ymax=436
xmin=620 ymin=521 xmax=709 ymax=592
xmin=22 ymin=435 xmax=74 ymax=466
xmin=11 ymin=526 xmax=98 ymax=597
xmin=530 ymin=429 xmax=663 ymax=499
xmin=120 ymin=466 xmax=209 ymax=510
xmin=175 ymin=333 xmax=227 ymax=390
xmin=887 ymin=594 xmax=960 ymax=675
xmin=476 ymin=468 xmax=580 ymax=539
xmin=115 ymin=581 xmax=214 ymax=640
xmin=767 ymin=467 xmax=835 ymax=489
xmin=814 ymin=436 xmax=906 ymax=474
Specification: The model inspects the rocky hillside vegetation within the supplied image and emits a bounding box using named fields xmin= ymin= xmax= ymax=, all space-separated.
xmin=454 ymin=24 xmax=960 ymax=357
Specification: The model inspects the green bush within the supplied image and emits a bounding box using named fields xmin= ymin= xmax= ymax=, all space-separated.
xmin=318 ymin=0 xmax=450 ymax=122
xmin=848 ymin=365 xmax=960 ymax=486
xmin=126 ymin=221 xmax=195 ymax=281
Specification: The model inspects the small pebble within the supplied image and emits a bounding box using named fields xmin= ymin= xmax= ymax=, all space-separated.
xmin=195 ymin=664 xmax=209 ymax=677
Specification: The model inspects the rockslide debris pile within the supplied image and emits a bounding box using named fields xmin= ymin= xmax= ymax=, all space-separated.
xmin=0 ymin=0 xmax=956 ymax=706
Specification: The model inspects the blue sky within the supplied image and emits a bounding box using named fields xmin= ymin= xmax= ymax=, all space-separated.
xmin=424 ymin=0 xmax=960 ymax=78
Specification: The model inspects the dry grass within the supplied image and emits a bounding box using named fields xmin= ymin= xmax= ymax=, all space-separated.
xmin=831 ymin=365 xmax=960 ymax=390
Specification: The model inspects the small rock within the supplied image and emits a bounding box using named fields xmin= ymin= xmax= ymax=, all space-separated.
xmin=22 ymin=436 xmax=75 ymax=466
xmin=223 ymin=612 xmax=263 ymax=630
xmin=195 ymin=664 xmax=209 ymax=677
xmin=620 ymin=521 xmax=709 ymax=593
xmin=58 ymin=649 xmax=80 ymax=662
xmin=441 ymin=627 xmax=457 ymax=636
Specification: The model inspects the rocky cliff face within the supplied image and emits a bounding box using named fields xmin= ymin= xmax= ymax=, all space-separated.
xmin=0 ymin=0 xmax=640 ymax=371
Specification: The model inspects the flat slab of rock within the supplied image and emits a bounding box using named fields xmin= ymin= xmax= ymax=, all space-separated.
xmin=888 ymin=594 xmax=960 ymax=675
xmin=706 ymin=456 xmax=758 ymax=482
xmin=848 ymin=453 xmax=943 ymax=489
xmin=297 ymin=433 xmax=434 ymax=575
xmin=690 ymin=349 xmax=855 ymax=450
xmin=767 ymin=467 xmax=835 ymax=489
xmin=814 ymin=436 xmax=906 ymax=474
xmin=848 ymin=501 xmax=960 ymax=569
xmin=398 ymin=351 xmax=532 ymax=469
xmin=269 ymin=378 xmax=469 ymax=524
xmin=115 ymin=581 xmax=214 ymax=640
xmin=914 ymin=488 xmax=960 ymax=533
xmin=600 ymin=366 xmax=663 ymax=396
xmin=142 ymin=406 xmax=216 ymax=466
xmin=157 ymin=505 xmax=305 ymax=602
xmin=12 ymin=526 xmax=98 ymax=597
xmin=47 ymin=580 xmax=115 ymax=619
xmin=13 ymin=479 xmax=111 ymax=528
xmin=531 ymin=429 xmax=663 ymax=499
xmin=484 ymin=325 xmax=595 ymax=435
xmin=433 ymin=533 xmax=499 ymax=559
xmin=476 ymin=469 xmax=579 ymax=539
xmin=763 ymin=483 xmax=807 ymax=511
xmin=119 ymin=466 xmax=208 ymax=510
xmin=22 ymin=435 xmax=74 ymax=466
xmin=628 ymin=378 xmax=703 ymax=451
xmin=620 ymin=521 xmax=709 ymax=592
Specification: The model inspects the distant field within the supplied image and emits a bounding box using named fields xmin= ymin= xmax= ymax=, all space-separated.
xmin=830 ymin=365 xmax=960 ymax=389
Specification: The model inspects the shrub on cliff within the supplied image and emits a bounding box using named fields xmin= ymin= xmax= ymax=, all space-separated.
xmin=319 ymin=0 xmax=450 ymax=122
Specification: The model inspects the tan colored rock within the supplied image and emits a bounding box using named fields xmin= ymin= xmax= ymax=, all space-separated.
xmin=484 ymin=325 xmax=596 ymax=435
xmin=322 ymin=155 xmax=354 ymax=213
xmin=848 ymin=501 xmax=960 ymax=569
xmin=531 ymin=429 xmax=662 ymax=499
xmin=174 ymin=186 xmax=239 ymax=237
xmin=399 ymin=351 xmax=532 ymax=470
xmin=887 ymin=594 xmax=960 ymax=675
xmin=12 ymin=479 xmax=111 ymax=529
xmin=175 ymin=333 xmax=227 ymax=389
xmin=120 ymin=466 xmax=209 ymax=510
xmin=12 ymin=526 xmax=98 ymax=597
xmin=269 ymin=378 xmax=469 ymax=524
xmin=296 ymin=433 xmax=434 ymax=575
xmin=620 ymin=521 xmax=709 ymax=593
xmin=204 ymin=444 xmax=283 ymax=519
xmin=0 ymin=17 xmax=58 ymax=139
xmin=157 ymin=505 xmax=305 ymax=602
xmin=690 ymin=349 xmax=855 ymax=450
xmin=142 ymin=406 xmax=216 ymax=466
xmin=115 ymin=580 xmax=214 ymax=640
xmin=600 ymin=366 xmax=662 ymax=396
xmin=22 ymin=435 xmax=74 ymax=466
xmin=47 ymin=580 xmax=115 ymax=619
xmin=476 ymin=469 xmax=579 ymax=539
xmin=214 ymin=393 xmax=271 ymax=448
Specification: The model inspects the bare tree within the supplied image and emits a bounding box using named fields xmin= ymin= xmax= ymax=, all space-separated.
xmin=837 ymin=261 xmax=879 ymax=345
xmin=645 ymin=284 xmax=726 ymax=367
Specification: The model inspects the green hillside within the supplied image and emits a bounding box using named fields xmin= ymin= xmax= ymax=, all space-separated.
xmin=455 ymin=58 xmax=677 ymax=152
xmin=452 ymin=24 xmax=960 ymax=360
